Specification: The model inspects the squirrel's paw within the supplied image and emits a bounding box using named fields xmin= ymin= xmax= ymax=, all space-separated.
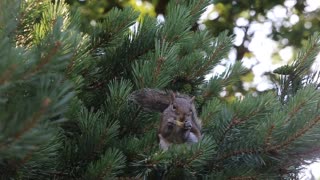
xmin=184 ymin=121 xmax=192 ymax=130
xmin=167 ymin=118 xmax=176 ymax=127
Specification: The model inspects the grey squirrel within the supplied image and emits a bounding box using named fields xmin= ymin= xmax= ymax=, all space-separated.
xmin=130 ymin=89 xmax=202 ymax=150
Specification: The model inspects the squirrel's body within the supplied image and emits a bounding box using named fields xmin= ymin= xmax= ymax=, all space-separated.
xmin=158 ymin=94 xmax=201 ymax=150
xmin=130 ymin=88 xmax=202 ymax=150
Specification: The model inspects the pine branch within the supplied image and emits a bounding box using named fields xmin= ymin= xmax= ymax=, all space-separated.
xmin=90 ymin=20 xmax=128 ymax=53
xmin=153 ymin=57 xmax=166 ymax=85
xmin=218 ymin=115 xmax=320 ymax=161
xmin=175 ymin=149 xmax=203 ymax=168
xmin=93 ymin=124 xmax=115 ymax=156
xmin=293 ymin=34 xmax=320 ymax=75
xmin=283 ymin=100 xmax=308 ymax=124
xmin=272 ymin=115 xmax=320 ymax=151
xmin=90 ymin=7 xmax=138 ymax=52
xmin=218 ymin=110 xmax=259 ymax=145
xmin=15 ymin=0 xmax=45 ymax=47
xmin=264 ymin=124 xmax=275 ymax=148
xmin=218 ymin=148 xmax=260 ymax=162
xmin=200 ymin=99 xmax=221 ymax=125
xmin=0 ymin=64 xmax=17 ymax=85
xmin=84 ymin=148 xmax=126 ymax=179
xmin=192 ymin=32 xmax=232 ymax=78
xmin=275 ymin=33 xmax=320 ymax=102
xmin=122 ymin=107 xmax=142 ymax=135
xmin=65 ymin=50 xmax=78 ymax=77
xmin=0 ymin=97 xmax=51 ymax=149
xmin=202 ymin=78 xmax=223 ymax=98
xmin=229 ymin=176 xmax=257 ymax=180
xmin=8 ymin=147 xmax=38 ymax=173
xmin=24 ymin=41 xmax=61 ymax=79
xmin=189 ymin=0 xmax=206 ymax=18
xmin=49 ymin=171 xmax=75 ymax=178
xmin=289 ymin=147 xmax=320 ymax=159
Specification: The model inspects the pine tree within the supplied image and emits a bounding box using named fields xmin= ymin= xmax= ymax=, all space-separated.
xmin=1 ymin=0 xmax=320 ymax=179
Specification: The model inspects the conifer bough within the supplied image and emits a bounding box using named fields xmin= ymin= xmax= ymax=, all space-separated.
xmin=1 ymin=0 xmax=320 ymax=179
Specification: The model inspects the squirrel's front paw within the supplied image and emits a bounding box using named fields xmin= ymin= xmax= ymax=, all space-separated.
xmin=184 ymin=121 xmax=192 ymax=129
xmin=167 ymin=118 xmax=175 ymax=127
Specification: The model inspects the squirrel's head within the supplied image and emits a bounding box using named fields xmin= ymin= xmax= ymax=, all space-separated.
xmin=169 ymin=92 xmax=195 ymax=122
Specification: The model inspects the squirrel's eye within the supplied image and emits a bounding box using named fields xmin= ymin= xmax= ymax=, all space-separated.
xmin=172 ymin=104 xmax=176 ymax=110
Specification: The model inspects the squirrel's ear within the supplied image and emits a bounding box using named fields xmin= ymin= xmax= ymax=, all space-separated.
xmin=190 ymin=96 xmax=195 ymax=103
xmin=170 ymin=92 xmax=176 ymax=103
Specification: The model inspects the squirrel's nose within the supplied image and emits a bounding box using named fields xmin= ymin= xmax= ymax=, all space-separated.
xmin=178 ymin=114 xmax=185 ymax=121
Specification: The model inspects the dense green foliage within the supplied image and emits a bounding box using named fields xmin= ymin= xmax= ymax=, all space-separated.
xmin=1 ymin=0 xmax=320 ymax=179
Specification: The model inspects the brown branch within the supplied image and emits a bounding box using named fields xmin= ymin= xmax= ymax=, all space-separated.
xmin=94 ymin=129 xmax=110 ymax=157
xmin=86 ymin=79 xmax=110 ymax=90
xmin=0 ymin=98 xmax=51 ymax=149
xmin=203 ymin=90 xmax=213 ymax=98
xmin=87 ymin=45 xmax=154 ymax=91
xmin=15 ymin=0 xmax=44 ymax=47
xmin=14 ymin=98 xmax=51 ymax=139
xmin=193 ymin=42 xmax=227 ymax=78
xmin=201 ymin=109 xmax=217 ymax=126
xmin=24 ymin=41 xmax=61 ymax=79
xmin=271 ymin=115 xmax=320 ymax=151
xmin=50 ymin=171 xmax=75 ymax=178
xmin=218 ymin=116 xmax=242 ymax=144
xmin=190 ymin=0 xmax=204 ymax=17
xmin=66 ymin=50 xmax=77 ymax=77
xmin=289 ymin=147 xmax=320 ymax=159
xmin=19 ymin=148 xmax=35 ymax=166
xmin=7 ymin=147 xmax=38 ymax=173
xmin=294 ymin=39 xmax=319 ymax=74
xmin=116 ymin=177 xmax=142 ymax=180
xmin=0 ymin=64 xmax=17 ymax=85
xmin=153 ymin=56 xmax=165 ymax=86
xmin=284 ymin=101 xmax=306 ymax=124
xmin=84 ymin=123 xmax=115 ymax=164
xmin=218 ymin=115 xmax=320 ymax=161
xmin=130 ymin=107 xmax=142 ymax=131
xmin=97 ymin=164 xmax=112 ymax=180
xmin=218 ymin=148 xmax=259 ymax=161
xmin=127 ymin=44 xmax=155 ymax=62
xmin=280 ymin=38 xmax=320 ymax=101
xmin=228 ymin=176 xmax=257 ymax=180
xmin=283 ymin=93 xmax=315 ymax=124
xmin=218 ymin=110 xmax=259 ymax=145
xmin=175 ymin=148 xmax=204 ymax=169
xmin=264 ymin=124 xmax=275 ymax=148
xmin=90 ymin=14 xmax=133 ymax=54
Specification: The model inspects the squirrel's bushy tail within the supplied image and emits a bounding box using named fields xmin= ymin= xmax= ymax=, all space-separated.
xmin=129 ymin=88 xmax=202 ymax=129
xmin=129 ymin=88 xmax=172 ymax=112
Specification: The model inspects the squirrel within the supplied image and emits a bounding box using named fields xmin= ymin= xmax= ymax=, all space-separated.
xmin=158 ymin=92 xmax=201 ymax=150
xmin=129 ymin=88 xmax=202 ymax=150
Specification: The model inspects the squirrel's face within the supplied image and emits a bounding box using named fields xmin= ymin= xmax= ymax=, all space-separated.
xmin=170 ymin=98 xmax=193 ymax=122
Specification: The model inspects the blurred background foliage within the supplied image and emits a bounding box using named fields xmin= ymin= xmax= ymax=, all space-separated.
xmin=63 ymin=0 xmax=320 ymax=56
xmin=62 ymin=0 xmax=320 ymax=99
